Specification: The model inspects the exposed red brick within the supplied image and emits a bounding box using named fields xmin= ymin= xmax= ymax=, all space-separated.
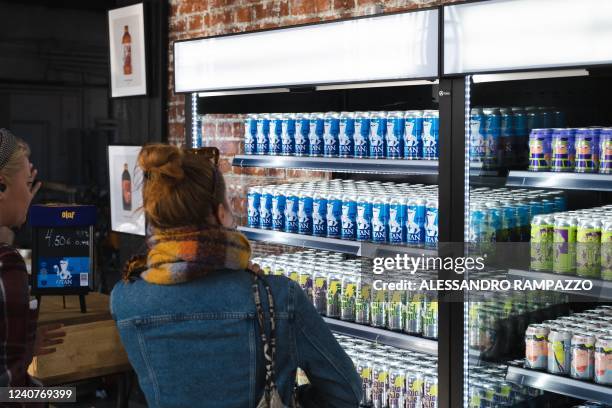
xmin=219 ymin=158 xmax=232 ymax=173
xmin=279 ymin=1 xmax=290 ymax=16
xmin=234 ymin=6 xmax=252 ymax=23
xmin=170 ymin=17 xmax=187 ymax=34
xmin=216 ymin=140 xmax=240 ymax=156
xmin=315 ymin=0 xmax=331 ymax=13
xmin=333 ymin=0 xmax=355 ymax=10
xmin=210 ymin=10 xmax=233 ymax=26
xmin=209 ymin=0 xmax=228 ymax=8
xmin=290 ymin=0 xmax=316 ymax=15
xmin=188 ymin=14 xmax=204 ymax=31
xmin=202 ymin=123 xmax=217 ymax=137
xmin=177 ymin=1 xmax=207 ymax=15
xmin=266 ymin=169 xmax=286 ymax=178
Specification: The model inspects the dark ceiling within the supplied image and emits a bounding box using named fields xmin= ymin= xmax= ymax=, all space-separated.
xmin=0 ymin=0 xmax=116 ymax=12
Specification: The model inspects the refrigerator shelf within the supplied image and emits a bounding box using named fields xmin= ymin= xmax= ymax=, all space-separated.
xmin=323 ymin=317 xmax=438 ymax=355
xmin=506 ymin=364 xmax=612 ymax=405
xmin=232 ymin=155 xmax=439 ymax=175
xmin=507 ymin=269 xmax=612 ymax=300
xmin=238 ymin=226 xmax=438 ymax=258
xmin=505 ymin=171 xmax=612 ymax=191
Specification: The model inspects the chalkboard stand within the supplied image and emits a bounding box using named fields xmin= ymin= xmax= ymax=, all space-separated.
xmin=36 ymin=295 xmax=88 ymax=314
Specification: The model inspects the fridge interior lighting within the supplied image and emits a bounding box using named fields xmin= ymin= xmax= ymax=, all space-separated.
xmin=175 ymin=10 xmax=438 ymax=93
xmin=444 ymin=0 xmax=612 ymax=74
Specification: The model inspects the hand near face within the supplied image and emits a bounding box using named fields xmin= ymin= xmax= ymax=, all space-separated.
xmin=34 ymin=323 xmax=66 ymax=356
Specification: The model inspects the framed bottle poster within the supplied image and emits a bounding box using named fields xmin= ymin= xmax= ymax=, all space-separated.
xmin=108 ymin=3 xmax=147 ymax=97
xmin=108 ymin=146 xmax=145 ymax=236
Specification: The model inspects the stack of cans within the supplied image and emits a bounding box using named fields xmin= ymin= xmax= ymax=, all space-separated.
xmin=529 ymin=205 xmax=612 ymax=280
xmin=247 ymin=180 xmax=439 ymax=245
xmin=253 ymin=250 xmax=439 ymax=339
xmin=243 ymin=110 xmax=440 ymax=160
xmin=334 ymin=333 xmax=439 ymax=408
xmin=467 ymin=364 xmax=542 ymax=407
xmin=524 ymin=306 xmax=612 ymax=386
xmin=470 ymin=106 xmax=565 ymax=168
xmin=528 ymin=126 xmax=612 ymax=174
xmin=469 ymin=187 xmax=567 ymax=243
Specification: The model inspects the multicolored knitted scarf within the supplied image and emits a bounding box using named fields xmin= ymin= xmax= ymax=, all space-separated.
xmin=123 ymin=225 xmax=251 ymax=285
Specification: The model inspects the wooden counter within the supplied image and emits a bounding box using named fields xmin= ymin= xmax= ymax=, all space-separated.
xmin=28 ymin=293 xmax=131 ymax=385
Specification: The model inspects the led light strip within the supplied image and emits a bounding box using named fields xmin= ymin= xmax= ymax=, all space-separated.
xmin=191 ymin=93 xmax=198 ymax=148
xmin=463 ymin=75 xmax=472 ymax=408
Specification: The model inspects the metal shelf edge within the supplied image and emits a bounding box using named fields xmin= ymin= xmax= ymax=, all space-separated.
xmin=507 ymin=269 xmax=612 ymax=300
xmin=506 ymin=366 xmax=612 ymax=404
xmin=506 ymin=171 xmax=612 ymax=191
xmin=323 ymin=317 xmax=438 ymax=355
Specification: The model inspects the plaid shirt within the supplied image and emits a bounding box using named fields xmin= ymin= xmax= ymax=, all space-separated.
xmin=0 ymin=244 xmax=38 ymax=389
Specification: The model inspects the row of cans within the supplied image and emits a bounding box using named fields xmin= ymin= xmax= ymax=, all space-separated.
xmin=467 ymin=364 xmax=542 ymax=408
xmin=253 ymin=250 xmax=439 ymax=338
xmin=243 ymin=110 xmax=440 ymax=160
xmin=524 ymin=306 xmax=612 ymax=385
xmin=530 ymin=205 xmax=612 ymax=280
xmin=528 ymin=127 xmax=612 ymax=173
xmin=335 ymin=334 xmax=439 ymax=408
xmin=247 ymin=180 xmax=439 ymax=245
xmin=470 ymin=106 xmax=566 ymax=167
xmin=469 ymin=187 xmax=567 ymax=243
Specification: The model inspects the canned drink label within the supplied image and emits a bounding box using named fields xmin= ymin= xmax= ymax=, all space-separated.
xmin=422 ymin=300 xmax=438 ymax=339
xmin=272 ymin=194 xmax=286 ymax=231
xmin=406 ymin=374 xmax=423 ymax=408
xmin=341 ymin=200 xmax=357 ymax=240
xmin=548 ymin=336 xmax=572 ymax=375
xmin=470 ymin=111 xmax=486 ymax=160
xmin=406 ymin=201 xmax=425 ymax=244
xmin=575 ymin=134 xmax=598 ymax=173
xmin=529 ymin=130 xmax=551 ymax=171
xmin=525 ymin=336 xmax=548 ymax=370
xmin=600 ymin=132 xmax=612 ymax=174
xmin=386 ymin=116 xmax=404 ymax=159
xmin=341 ymin=282 xmax=356 ymax=321
xmin=309 ymin=118 xmax=324 ymax=157
xmin=281 ymin=117 xmax=295 ymax=155
xmin=354 ymin=117 xmax=370 ymax=158
xmin=339 ymin=117 xmax=355 ymax=158
xmin=323 ymin=116 xmax=340 ymax=157
xmin=356 ymin=201 xmax=373 ymax=241
xmin=369 ymin=116 xmax=386 ymax=158
xmin=327 ymin=278 xmax=342 ymax=318
xmin=388 ymin=203 xmax=406 ymax=244
xmin=389 ymin=369 xmax=407 ymax=408
xmin=355 ymin=283 xmax=371 ymax=325
xmin=256 ymin=117 xmax=270 ymax=155
xmin=284 ymin=195 xmax=299 ymax=233
xmin=422 ymin=114 xmax=439 ymax=160
xmin=552 ymin=224 xmax=576 ymax=274
xmin=595 ymin=339 xmax=612 ymax=385
xmin=244 ymin=116 xmax=258 ymax=154
xmin=247 ymin=190 xmax=261 ymax=227
xmin=404 ymin=116 xmax=423 ymax=159
xmin=313 ymin=198 xmax=328 ymax=237
xmin=314 ymin=276 xmax=327 ymax=314
xmin=260 ymin=192 xmax=273 ymax=229
xmin=326 ymin=198 xmax=342 ymax=238
xmin=551 ymin=135 xmax=573 ymax=171
xmin=295 ymin=118 xmax=310 ymax=155
xmin=602 ymin=225 xmax=612 ymax=281
xmin=576 ymin=226 xmax=602 ymax=278
xmin=298 ymin=196 xmax=313 ymax=235
xmin=422 ymin=377 xmax=438 ymax=408
xmin=425 ymin=204 xmax=439 ymax=244
xmin=269 ymin=119 xmax=282 ymax=155
xmin=372 ymin=202 xmax=388 ymax=243
xmin=571 ymin=345 xmax=595 ymax=380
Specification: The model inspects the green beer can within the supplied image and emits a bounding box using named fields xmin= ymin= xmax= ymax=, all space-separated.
xmin=601 ymin=219 xmax=612 ymax=281
xmin=553 ymin=216 xmax=577 ymax=274
xmin=531 ymin=215 xmax=554 ymax=271
xmin=576 ymin=218 xmax=602 ymax=278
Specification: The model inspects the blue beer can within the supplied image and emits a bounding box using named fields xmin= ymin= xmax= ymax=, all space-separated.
xmin=404 ymin=110 xmax=423 ymax=159
xmin=469 ymin=204 xmax=486 ymax=243
xmin=369 ymin=112 xmax=387 ymax=159
xmin=309 ymin=112 xmax=325 ymax=157
xmin=281 ymin=113 xmax=296 ymax=156
xmin=600 ymin=127 xmax=612 ymax=174
xmin=551 ymin=129 xmax=573 ymax=172
xmin=485 ymin=201 xmax=502 ymax=242
xmin=356 ymin=196 xmax=373 ymax=242
xmin=272 ymin=189 xmax=286 ymax=231
xmin=406 ymin=197 xmax=426 ymax=244
xmin=298 ymin=192 xmax=313 ymax=235
xmin=500 ymin=108 xmax=515 ymax=165
xmin=326 ymin=193 xmax=343 ymax=238
xmin=268 ymin=114 xmax=282 ymax=155
xmin=470 ymin=108 xmax=486 ymax=162
xmin=425 ymin=198 xmax=439 ymax=244
xmin=294 ymin=113 xmax=310 ymax=156
xmin=527 ymin=199 xmax=545 ymax=220
xmin=501 ymin=202 xmax=517 ymax=242
xmin=526 ymin=107 xmax=541 ymax=133
xmin=484 ymin=108 xmax=501 ymax=166
xmin=512 ymin=107 xmax=529 ymax=166
xmin=260 ymin=188 xmax=274 ymax=230
xmin=372 ymin=197 xmax=389 ymax=243
xmin=353 ymin=112 xmax=370 ymax=158
xmin=247 ymin=186 xmax=261 ymax=228
xmin=528 ymin=129 xmax=552 ymax=171
xmin=323 ymin=112 xmax=340 ymax=157
xmin=541 ymin=199 xmax=555 ymax=215
xmin=312 ymin=192 xmax=328 ymax=237
xmin=422 ymin=110 xmax=440 ymax=160
xmin=513 ymin=199 xmax=531 ymax=241
xmin=256 ymin=114 xmax=270 ymax=155
xmin=575 ymin=128 xmax=598 ymax=173
xmin=244 ymin=114 xmax=258 ymax=155
xmin=388 ymin=197 xmax=407 ymax=244
xmin=338 ymin=112 xmax=355 ymax=158
xmin=385 ymin=111 xmax=404 ymax=159
xmin=284 ymin=191 xmax=300 ymax=233
xmin=341 ymin=195 xmax=357 ymax=240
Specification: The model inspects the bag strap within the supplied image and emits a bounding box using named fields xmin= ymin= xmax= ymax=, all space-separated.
xmin=248 ymin=270 xmax=277 ymax=400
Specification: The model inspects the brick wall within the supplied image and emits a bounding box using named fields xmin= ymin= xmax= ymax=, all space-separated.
xmin=167 ymin=0 xmax=458 ymax=221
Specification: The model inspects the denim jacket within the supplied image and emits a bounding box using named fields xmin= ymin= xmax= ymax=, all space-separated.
xmin=110 ymin=270 xmax=362 ymax=408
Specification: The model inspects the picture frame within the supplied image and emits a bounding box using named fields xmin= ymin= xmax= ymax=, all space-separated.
xmin=108 ymin=3 xmax=147 ymax=97
xmin=108 ymin=145 xmax=146 ymax=236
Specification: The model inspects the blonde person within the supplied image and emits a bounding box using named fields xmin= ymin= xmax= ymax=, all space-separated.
xmin=111 ymin=144 xmax=361 ymax=408
xmin=0 ymin=128 xmax=66 ymax=391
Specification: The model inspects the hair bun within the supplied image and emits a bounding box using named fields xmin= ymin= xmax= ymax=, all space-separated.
xmin=139 ymin=144 xmax=185 ymax=181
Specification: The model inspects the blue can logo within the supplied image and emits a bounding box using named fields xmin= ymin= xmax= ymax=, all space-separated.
xmin=313 ymin=198 xmax=327 ymax=237
xmin=372 ymin=204 xmax=388 ymax=243
xmin=354 ymin=116 xmax=370 ymax=158
xmin=260 ymin=193 xmax=273 ymax=230
xmin=284 ymin=195 xmax=299 ymax=233
xmin=281 ymin=117 xmax=295 ymax=155
xmin=425 ymin=205 xmax=439 ymax=244
xmin=386 ymin=116 xmax=404 ymax=159
xmin=369 ymin=116 xmax=386 ymax=159
xmin=388 ymin=203 xmax=406 ymax=244
xmin=470 ymin=110 xmax=486 ymax=160
xmin=339 ymin=115 xmax=355 ymax=158
xmin=326 ymin=198 xmax=342 ymax=238
xmin=406 ymin=205 xmax=424 ymax=243
xmin=404 ymin=118 xmax=423 ymax=159
xmin=295 ymin=118 xmax=310 ymax=156
xmin=309 ymin=115 xmax=324 ymax=157
xmin=256 ymin=117 xmax=269 ymax=155
xmin=341 ymin=201 xmax=357 ymax=240
xmin=422 ymin=113 xmax=439 ymax=160
xmin=268 ymin=118 xmax=282 ymax=155
xmin=356 ymin=202 xmax=372 ymax=242
xmin=298 ymin=196 xmax=313 ymax=235
xmin=247 ymin=192 xmax=260 ymax=227
xmin=272 ymin=195 xmax=286 ymax=231
xmin=244 ymin=116 xmax=257 ymax=155
xmin=323 ymin=115 xmax=340 ymax=157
